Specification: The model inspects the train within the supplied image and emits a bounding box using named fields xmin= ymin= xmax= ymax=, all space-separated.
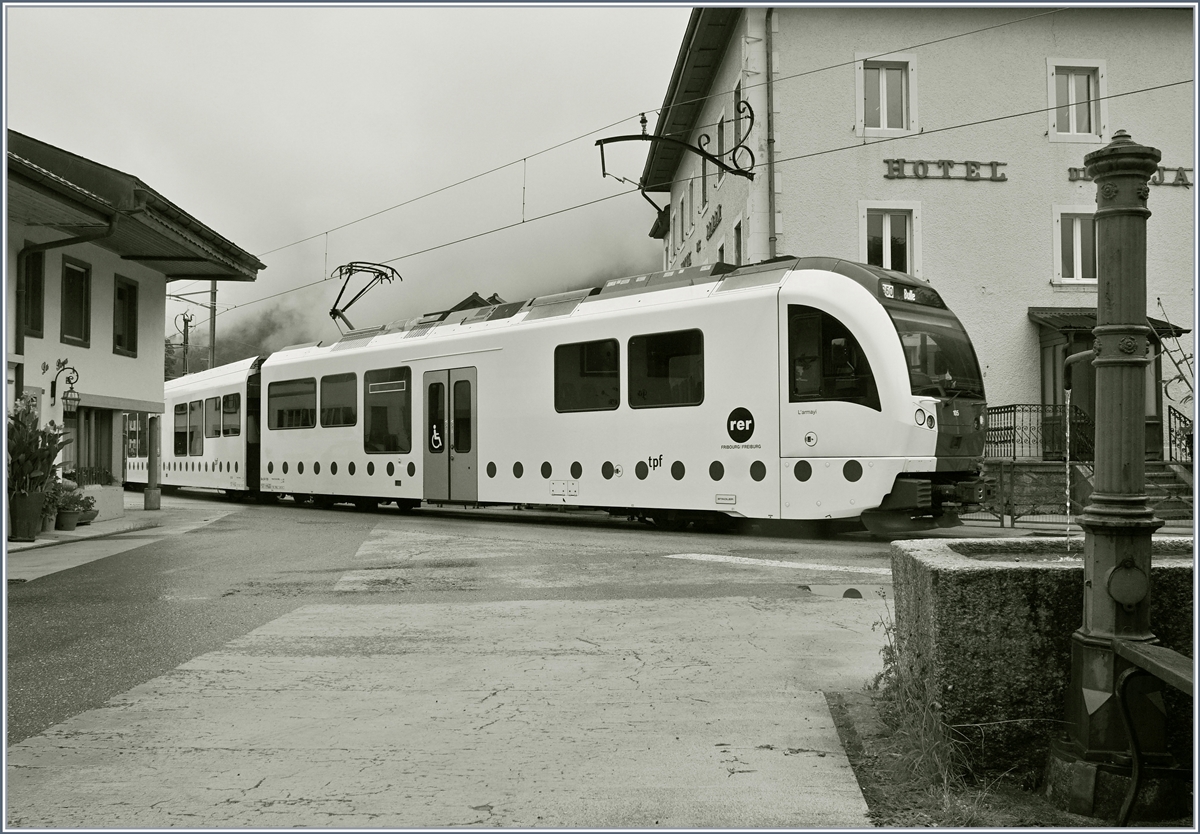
xmin=125 ymin=256 xmax=989 ymax=534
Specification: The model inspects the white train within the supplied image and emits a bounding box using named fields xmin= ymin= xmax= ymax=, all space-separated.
xmin=126 ymin=257 xmax=988 ymax=533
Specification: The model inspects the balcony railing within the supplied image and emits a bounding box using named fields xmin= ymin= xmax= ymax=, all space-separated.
xmin=985 ymin=404 xmax=1096 ymax=462
xmin=1167 ymin=404 xmax=1193 ymax=465
xmin=65 ymin=467 xmax=116 ymax=487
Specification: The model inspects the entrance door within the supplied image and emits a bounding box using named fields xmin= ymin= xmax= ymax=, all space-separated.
xmin=423 ymin=367 xmax=477 ymax=503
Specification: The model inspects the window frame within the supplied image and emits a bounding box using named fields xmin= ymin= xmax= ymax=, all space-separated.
xmin=173 ymin=403 xmax=188 ymax=457
xmin=222 ymin=393 xmax=242 ymax=437
xmin=364 ymin=366 xmax=412 ymax=454
xmin=267 ymin=377 xmax=317 ymax=430
xmin=855 ymin=52 xmax=919 ymax=138
xmin=858 ymin=200 xmax=922 ymax=278
xmin=112 ymin=274 xmax=139 ymax=357
xmin=1047 ymin=59 xmax=1107 ymax=144
xmin=1053 ymin=204 xmax=1099 ymax=285
xmin=23 ymin=248 xmax=44 ymax=339
xmin=627 ymin=328 xmax=705 ymax=410
xmin=188 ymin=399 xmax=204 ymax=456
xmin=204 ymin=396 xmax=221 ymax=438
xmin=60 ymin=256 xmax=91 ymax=348
xmin=716 ymin=110 xmax=727 ymax=186
xmin=554 ymin=338 xmax=620 ymax=413
xmin=319 ymin=372 xmax=358 ymax=428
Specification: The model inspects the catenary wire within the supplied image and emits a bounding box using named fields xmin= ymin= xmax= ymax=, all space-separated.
xmin=212 ymin=77 xmax=1191 ymax=320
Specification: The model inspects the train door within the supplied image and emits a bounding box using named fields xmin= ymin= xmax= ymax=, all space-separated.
xmin=423 ymin=367 xmax=478 ymax=503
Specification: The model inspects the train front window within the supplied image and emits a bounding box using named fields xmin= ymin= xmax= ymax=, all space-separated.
xmin=788 ymin=306 xmax=881 ymax=411
xmin=628 ymin=329 xmax=704 ymax=408
xmin=886 ymin=306 xmax=985 ymax=398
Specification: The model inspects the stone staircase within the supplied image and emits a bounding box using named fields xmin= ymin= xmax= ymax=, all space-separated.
xmin=1145 ymin=461 xmax=1194 ymax=522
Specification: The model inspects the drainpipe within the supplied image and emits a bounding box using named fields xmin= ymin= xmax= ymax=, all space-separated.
xmin=765 ymin=7 xmax=777 ymax=259
xmin=14 ymin=216 xmax=121 ymax=404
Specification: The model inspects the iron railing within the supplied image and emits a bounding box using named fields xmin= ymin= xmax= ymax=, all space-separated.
xmin=984 ymin=404 xmax=1096 ymax=462
xmin=65 ymin=467 xmax=116 ymax=487
xmin=1167 ymin=404 xmax=1193 ymax=465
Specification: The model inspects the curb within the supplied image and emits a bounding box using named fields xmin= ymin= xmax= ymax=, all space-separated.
xmin=7 ymin=519 xmax=164 ymax=553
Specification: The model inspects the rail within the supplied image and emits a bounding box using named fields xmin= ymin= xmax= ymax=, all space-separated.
xmin=1166 ymin=405 xmax=1192 ymax=465
xmin=65 ymin=467 xmax=115 ymax=487
xmin=984 ymin=403 xmax=1095 ymax=462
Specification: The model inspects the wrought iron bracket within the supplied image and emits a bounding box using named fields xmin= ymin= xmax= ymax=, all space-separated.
xmin=595 ymin=106 xmax=756 ymax=189
xmin=328 ymin=262 xmax=402 ymax=332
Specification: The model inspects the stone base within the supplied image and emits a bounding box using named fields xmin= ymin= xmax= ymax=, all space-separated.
xmin=143 ymin=487 xmax=161 ymax=511
xmin=1044 ymin=738 xmax=1192 ymax=822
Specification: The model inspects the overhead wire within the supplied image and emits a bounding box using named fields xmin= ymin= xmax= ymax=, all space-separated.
xmin=212 ymin=75 xmax=1191 ymax=320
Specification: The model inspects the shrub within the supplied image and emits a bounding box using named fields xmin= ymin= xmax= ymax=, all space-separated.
xmin=7 ymin=396 xmax=72 ymax=497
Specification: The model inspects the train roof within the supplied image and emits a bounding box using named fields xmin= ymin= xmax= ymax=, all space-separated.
xmin=258 ymin=256 xmax=940 ymax=364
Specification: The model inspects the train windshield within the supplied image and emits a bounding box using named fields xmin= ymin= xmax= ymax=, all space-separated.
xmin=885 ymin=305 xmax=985 ymax=399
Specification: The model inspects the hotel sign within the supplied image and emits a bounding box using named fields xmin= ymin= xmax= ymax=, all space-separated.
xmin=1068 ymin=166 xmax=1192 ymax=187
xmin=883 ymin=158 xmax=1007 ymax=181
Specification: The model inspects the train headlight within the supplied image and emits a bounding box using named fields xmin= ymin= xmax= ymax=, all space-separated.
xmin=974 ymin=414 xmax=985 ymax=431
xmin=915 ymin=408 xmax=926 ymax=426
xmin=927 ymin=414 xmax=936 ymax=430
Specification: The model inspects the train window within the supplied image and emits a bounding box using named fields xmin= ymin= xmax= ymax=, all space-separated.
xmin=428 ymin=382 xmax=446 ymax=454
xmin=628 ymin=329 xmax=704 ymax=408
xmin=554 ymin=339 xmax=619 ymax=412
xmin=267 ymin=378 xmax=316 ymax=429
xmin=173 ymin=405 xmax=187 ymax=456
xmin=788 ymin=306 xmax=881 ymax=411
xmin=453 ymin=380 xmax=472 ymax=453
xmin=222 ymin=394 xmax=241 ymax=437
xmin=204 ymin=397 xmax=221 ymax=438
xmin=188 ymin=400 xmax=204 ymax=455
xmin=320 ymin=373 xmax=358 ymax=428
xmin=364 ymin=367 xmax=412 ymax=454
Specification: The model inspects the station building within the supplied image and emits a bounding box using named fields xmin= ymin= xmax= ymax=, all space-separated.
xmin=6 ymin=130 xmax=264 ymax=512
xmin=641 ymin=7 xmax=1194 ymax=462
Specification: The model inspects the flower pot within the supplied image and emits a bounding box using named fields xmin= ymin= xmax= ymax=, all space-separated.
xmin=8 ymin=492 xmax=45 ymax=542
xmin=41 ymin=515 xmax=57 ymax=533
xmin=77 ymin=509 xmax=99 ymax=526
xmin=55 ymin=510 xmax=81 ymax=531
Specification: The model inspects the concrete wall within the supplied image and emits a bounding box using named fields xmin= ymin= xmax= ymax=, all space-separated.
xmin=890 ymin=536 xmax=1194 ymax=778
xmin=659 ymin=7 xmax=1194 ymax=415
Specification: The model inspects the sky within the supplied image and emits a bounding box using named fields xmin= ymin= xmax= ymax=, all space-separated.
xmin=6 ymin=3 xmax=691 ymax=366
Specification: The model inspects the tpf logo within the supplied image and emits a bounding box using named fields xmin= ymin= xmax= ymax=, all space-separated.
xmin=727 ymin=407 xmax=755 ymax=443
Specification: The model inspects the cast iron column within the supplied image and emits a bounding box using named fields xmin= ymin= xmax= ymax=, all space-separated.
xmin=144 ymin=414 xmax=161 ymax=511
xmin=1057 ymin=131 xmax=1166 ymax=810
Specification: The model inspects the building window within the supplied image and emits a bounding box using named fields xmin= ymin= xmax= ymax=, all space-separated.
xmin=1047 ymin=60 xmax=1106 ymax=143
xmin=701 ymin=158 xmax=708 ymax=207
xmin=1054 ymin=206 xmax=1097 ymax=283
xmin=60 ymin=258 xmax=91 ymax=347
xmin=855 ymin=53 xmax=918 ymax=137
xmin=733 ymin=221 xmax=743 ymax=266
xmin=320 ymin=372 xmax=357 ymax=427
xmin=859 ymin=201 xmax=922 ymax=277
xmin=687 ymin=178 xmax=695 ymax=231
xmin=555 ymin=339 xmax=619 ymax=412
xmin=717 ymin=244 xmax=725 ymax=264
xmin=733 ymin=82 xmax=743 ymax=147
xmin=113 ymin=276 xmax=138 ymax=357
xmin=679 ymin=197 xmax=686 ymax=248
xmin=628 ymin=329 xmax=704 ymax=409
xmin=24 ymin=249 xmax=44 ymax=339
xmin=268 ymin=378 xmax=316 ymax=429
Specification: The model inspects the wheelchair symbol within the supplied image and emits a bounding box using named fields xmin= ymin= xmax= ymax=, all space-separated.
xmin=430 ymin=424 xmax=443 ymax=450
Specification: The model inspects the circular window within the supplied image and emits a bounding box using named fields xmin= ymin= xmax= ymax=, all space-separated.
xmin=570 ymin=461 xmax=582 ymax=479
xmin=709 ymin=461 xmax=724 ymax=481
xmin=487 ymin=462 xmax=497 ymax=478
xmin=313 ymin=462 xmax=320 ymax=476
xmin=635 ymin=461 xmax=649 ymax=480
xmin=750 ymin=461 xmax=766 ymax=482
xmin=407 ymin=462 xmax=416 ymax=477
xmin=298 ymin=462 xmax=305 ymax=475
xmin=267 ymin=462 xmax=273 ymax=474
xmin=671 ymin=461 xmax=685 ymax=481
xmin=282 ymin=462 xmax=289 ymax=475
xmin=235 ymin=462 xmax=239 ymax=473
xmin=843 ymin=460 xmax=863 ymax=482
xmin=794 ymin=461 xmax=812 ymax=482
xmin=541 ymin=462 xmax=552 ymax=479
xmin=348 ymin=462 xmax=355 ymax=476
xmin=330 ymin=462 xmax=337 ymax=476
xmin=387 ymin=462 xmax=395 ymax=477
xmin=367 ymin=462 xmax=375 ymax=476
xmin=513 ymin=462 xmax=524 ymax=479
xmin=602 ymin=461 xmax=614 ymax=480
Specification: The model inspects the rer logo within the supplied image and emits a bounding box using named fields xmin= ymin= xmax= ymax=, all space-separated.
xmin=727 ymin=407 xmax=755 ymax=443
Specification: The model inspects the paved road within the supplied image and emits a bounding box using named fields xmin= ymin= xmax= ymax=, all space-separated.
xmin=8 ymin=492 xmax=894 ymax=827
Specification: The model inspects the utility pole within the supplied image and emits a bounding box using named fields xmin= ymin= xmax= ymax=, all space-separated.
xmin=209 ymin=280 xmax=217 ymax=370
xmin=181 ymin=312 xmax=193 ymax=375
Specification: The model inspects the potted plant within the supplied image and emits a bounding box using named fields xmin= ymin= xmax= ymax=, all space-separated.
xmin=40 ymin=477 xmax=66 ymax=533
xmin=76 ymin=491 xmax=98 ymax=525
xmin=55 ymin=488 xmax=89 ymax=531
xmin=7 ymin=396 xmax=71 ymax=542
